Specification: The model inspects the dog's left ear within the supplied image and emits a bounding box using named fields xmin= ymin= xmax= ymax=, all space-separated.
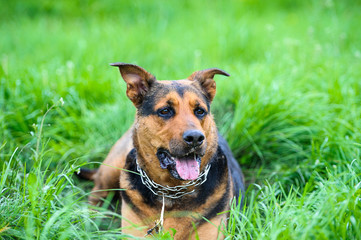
xmin=110 ymin=62 xmax=156 ymax=107
xmin=188 ymin=68 xmax=230 ymax=102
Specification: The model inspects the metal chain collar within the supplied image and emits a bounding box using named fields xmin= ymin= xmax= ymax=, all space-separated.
xmin=136 ymin=161 xmax=211 ymax=199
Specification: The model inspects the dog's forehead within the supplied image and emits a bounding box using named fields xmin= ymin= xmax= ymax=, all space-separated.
xmin=138 ymin=79 xmax=209 ymax=116
xmin=160 ymin=79 xmax=198 ymax=96
xmin=150 ymin=80 xmax=204 ymax=99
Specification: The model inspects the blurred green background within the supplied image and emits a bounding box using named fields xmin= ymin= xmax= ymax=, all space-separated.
xmin=1 ymin=0 xmax=361 ymax=239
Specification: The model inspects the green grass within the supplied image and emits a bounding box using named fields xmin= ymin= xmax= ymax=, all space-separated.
xmin=1 ymin=0 xmax=361 ymax=239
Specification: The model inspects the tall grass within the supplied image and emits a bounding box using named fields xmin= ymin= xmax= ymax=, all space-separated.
xmin=1 ymin=0 xmax=361 ymax=239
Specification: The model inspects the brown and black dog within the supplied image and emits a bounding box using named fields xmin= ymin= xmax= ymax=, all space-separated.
xmin=78 ymin=63 xmax=244 ymax=239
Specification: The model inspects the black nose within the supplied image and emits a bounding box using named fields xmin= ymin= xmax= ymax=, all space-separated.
xmin=183 ymin=130 xmax=205 ymax=147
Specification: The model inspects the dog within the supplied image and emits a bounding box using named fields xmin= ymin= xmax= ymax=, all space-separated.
xmin=78 ymin=63 xmax=245 ymax=239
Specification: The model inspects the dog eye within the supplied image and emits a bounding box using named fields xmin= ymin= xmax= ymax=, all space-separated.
xmin=194 ymin=107 xmax=207 ymax=118
xmin=157 ymin=107 xmax=174 ymax=119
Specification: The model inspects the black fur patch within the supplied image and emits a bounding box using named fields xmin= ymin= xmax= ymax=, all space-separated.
xmin=218 ymin=134 xmax=245 ymax=205
xmin=171 ymin=81 xmax=189 ymax=97
xmin=194 ymin=145 xmax=229 ymax=205
xmin=201 ymin=182 xmax=230 ymax=225
xmin=121 ymin=149 xmax=158 ymax=214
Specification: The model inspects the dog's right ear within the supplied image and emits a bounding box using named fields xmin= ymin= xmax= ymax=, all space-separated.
xmin=110 ymin=63 xmax=156 ymax=107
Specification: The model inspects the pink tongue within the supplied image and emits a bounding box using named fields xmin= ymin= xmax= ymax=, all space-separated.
xmin=175 ymin=157 xmax=200 ymax=180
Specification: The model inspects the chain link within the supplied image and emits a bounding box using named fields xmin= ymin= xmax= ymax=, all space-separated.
xmin=136 ymin=161 xmax=211 ymax=199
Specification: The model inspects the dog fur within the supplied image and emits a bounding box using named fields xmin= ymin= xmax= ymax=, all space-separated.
xmin=78 ymin=63 xmax=245 ymax=239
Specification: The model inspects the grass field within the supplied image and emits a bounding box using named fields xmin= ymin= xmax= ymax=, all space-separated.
xmin=1 ymin=0 xmax=361 ymax=239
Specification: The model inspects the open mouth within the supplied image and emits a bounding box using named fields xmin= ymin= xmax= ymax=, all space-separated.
xmin=156 ymin=149 xmax=202 ymax=181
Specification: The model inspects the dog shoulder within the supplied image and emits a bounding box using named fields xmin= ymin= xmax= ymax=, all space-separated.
xmin=217 ymin=133 xmax=245 ymax=205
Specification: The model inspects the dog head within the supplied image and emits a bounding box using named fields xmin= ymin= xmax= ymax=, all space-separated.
xmin=111 ymin=63 xmax=229 ymax=185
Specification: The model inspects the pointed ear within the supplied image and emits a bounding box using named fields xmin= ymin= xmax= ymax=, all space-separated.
xmin=110 ymin=62 xmax=156 ymax=107
xmin=188 ymin=68 xmax=230 ymax=102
